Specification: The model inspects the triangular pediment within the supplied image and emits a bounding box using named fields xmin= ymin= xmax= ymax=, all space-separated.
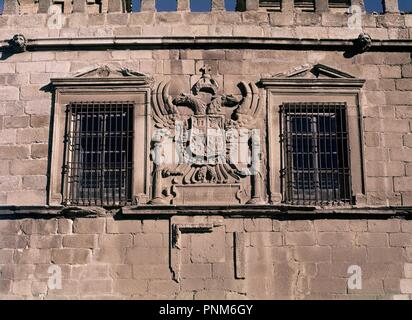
xmin=51 ymin=64 xmax=153 ymax=88
xmin=273 ymin=64 xmax=355 ymax=79
xmin=74 ymin=65 xmax=148 ymax=78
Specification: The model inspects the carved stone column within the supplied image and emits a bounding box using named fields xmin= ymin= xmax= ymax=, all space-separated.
xmin=315 ymin=0 xmax=328 ymax=12
xmin=72 ymin=0 xmax=87 ymax=12
xmin=108 ymin=0 xmax=124 ymax=12
xmin=151 ymin=165 xmax=167 ymax=204
xmin=247 ymin=129 xmax=264 ymax=205
xmin=282 ymin=0 xmax=294 ymax=12
xmin=3 ymin=0 xmax=19 ymax=14
xmin=141 ymin=0 xmax=156 ymax=11
xmin=177 ymin=0 xmax=190 ymax=11
xmin=211 ymin=0 xmax=225 ymax=11
xmin=150 ymin=137 xmax=167 ymax=205
xmin=383 ymin=0 xmax=399 ymax=13
xmin=38 ymin=0 xmax=53 ymax=13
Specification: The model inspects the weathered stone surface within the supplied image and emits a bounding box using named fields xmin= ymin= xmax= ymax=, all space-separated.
xmin=73 ymin=218 xmax=105 ymax=234
xmin=0 ymin=2 xmax=411 ymax=300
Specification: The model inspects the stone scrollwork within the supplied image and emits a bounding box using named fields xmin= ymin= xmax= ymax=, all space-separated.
xmin=150 ymin=66 xmax=264 ymax=205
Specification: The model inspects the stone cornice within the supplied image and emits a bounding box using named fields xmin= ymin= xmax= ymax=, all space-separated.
xmin=0 ymin=205 xmax=411 ymax=218
xmin=1 ymin=36 xmax=412 ymax=51
xmin=260 ymin=78 xmax=366 ymax=89
xmin=50 ymin=77 xmax=152 ymax=88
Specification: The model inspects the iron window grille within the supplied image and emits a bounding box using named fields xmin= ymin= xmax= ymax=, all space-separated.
xmin=280 ymin=102 xmax=352 ymax=205
xmin=328 ymin=0 xmax=351 ymax=8
xmin=294 ymin=0 xmax=315 ymax=11
xmin=62 ymin=102 xmax=134 ymax=206
xmin=259 ymin=0 xmax=281 ymax=11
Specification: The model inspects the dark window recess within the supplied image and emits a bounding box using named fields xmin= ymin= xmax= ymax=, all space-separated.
xmin=280 ymin=103 xmax=352 ymax=205
xmin=294 ymin=0 xmax=315 ymax=11
xmin=259 ymin=0 xmax=281 ymax=11
xmin=328 ymin=0 xmax=351 ymax=7
xmin=63 ymin=102 xmax=134 ymax=206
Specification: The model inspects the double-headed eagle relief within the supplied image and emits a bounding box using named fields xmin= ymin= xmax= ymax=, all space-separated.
xmin=150 ymin=66 xmax=264 ymax=205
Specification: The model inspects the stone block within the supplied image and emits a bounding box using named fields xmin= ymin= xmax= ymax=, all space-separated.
xmin=250 ymin=232 xmax=282 ymax=247
xmin=63 ymin=235 xmax=97 ymax=248
xmin=0 ymin=87 xmax=19 ymax=101
xmin=21 ymin=219 xmax=58 ymax=235
xmin=15 ymin=249 xmax=51 ymax=264
xmin=6 ymin=190 xmax=46 ymax=205
xmin=0 ymin=235 xmax=29 ymax=248
xmin=4 ymin=116 xmax=29 ymax=129
xmin=125 ymin=247 xmax=168 ymax=265
xmin=141 ymin=219 xmax=169 ymax=233
xmin=285 ymin=232 xmax=316 ymax=246
xmin=394 ymin=177 xmax=412 ymax=192
xmin=30 ymin=235 xmax=62 ymax=249
xmin=294 ymin=246 xmax=331 ymax=262
xmin=16 ymin=128 xmax=49 ymax=144
xmin=31 ymin=144 xmax=49 ymax=159
xmin=132 ymin=264 xmax=171 ymax=280
xmin=357 ymin=233 xmax=388 ymax=247
xmin=148 ymin=280 xmax=179 ymax=296
xmin=73 ymin=218 xmax=105 ymax=234
xmin=51 ymin=248 xmax=91 ymax=264
xmin=180 ymin=263 xmax=212 ymax=279
xmin=133 ymin=233 xmax=164 ymax=248
xmin=10 ymin=159 xmax=47 ymax=176
xmin=22 ymin=175 xmax=47 ymax=190
xmin=99 ymin=234 xmax=133 ymax=248
xmin=400 ymin=279 xmax=412 ymax=294
xmin=332 ymin=247 xmax=367 ymax=262
xmin=107 ymin=219 xmax=142 ymax=234
xmin=113 ymin=279 xmax=147 ymax=295
xmin=244 ymin=218 xmax=273 ymax=232
xmin=314 ymin=220 xmax=350 ymax=232
xmin=389 ymin=233 xmax=412 ymax=247
xmin=317 ymin=232 xmax=355 ymax=247
xmin=0 ymin=146 xmax=30 ymax=160
xmin=368 ymin=220 xmax=400 ymax=232
xmin=79 ymin=280 xmax=112 ymax=295
xmin=367 ymin=247 xmax=404 ymax=263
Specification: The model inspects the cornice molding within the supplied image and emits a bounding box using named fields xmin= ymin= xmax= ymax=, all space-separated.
xmin=2 ymin=36 xmax=412 ymax=51
xmin=50 ymin=77 xmax=152 ymax=88
xmin=1 ymin=205 xmax=411 ymax=218
xmin=260 ymin=78 xmax=366 ymax=89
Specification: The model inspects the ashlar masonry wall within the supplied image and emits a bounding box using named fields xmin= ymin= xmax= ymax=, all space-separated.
xmin=1 ymin=1 xmax=412 ymax=300
xmin=1 ymin=216 xmax=412 ymax=299
xmin=0 ymin=10 xmax=412 ymax=205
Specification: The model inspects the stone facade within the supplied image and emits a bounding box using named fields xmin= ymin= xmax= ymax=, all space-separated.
xmin=1 ymin=0 xmax=412 ymax=299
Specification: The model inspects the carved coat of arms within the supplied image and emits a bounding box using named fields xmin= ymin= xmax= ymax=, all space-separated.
xmin=150 ymin=65 xmax=263 ymax=205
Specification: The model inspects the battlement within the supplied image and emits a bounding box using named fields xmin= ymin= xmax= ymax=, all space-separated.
xmin=0 ymin=0 xmax=407 ymax=15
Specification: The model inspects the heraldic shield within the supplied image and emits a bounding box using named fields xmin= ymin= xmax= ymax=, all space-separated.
xmin=189 ymin=115 xmax=226 ymax=162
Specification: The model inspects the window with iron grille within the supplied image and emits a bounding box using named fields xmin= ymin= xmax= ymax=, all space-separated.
xmin=63 ymin=102 xmax=134 ymax=206
xmin=294 ymin=0 xmax=315 ymax=11
xmin=329 ymin=0 xmax=351 ymax=7
xmin=280 ymin=103 xmax=352 ymax=205
xmin=259 ymin=0 xmax=281 ymax=11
